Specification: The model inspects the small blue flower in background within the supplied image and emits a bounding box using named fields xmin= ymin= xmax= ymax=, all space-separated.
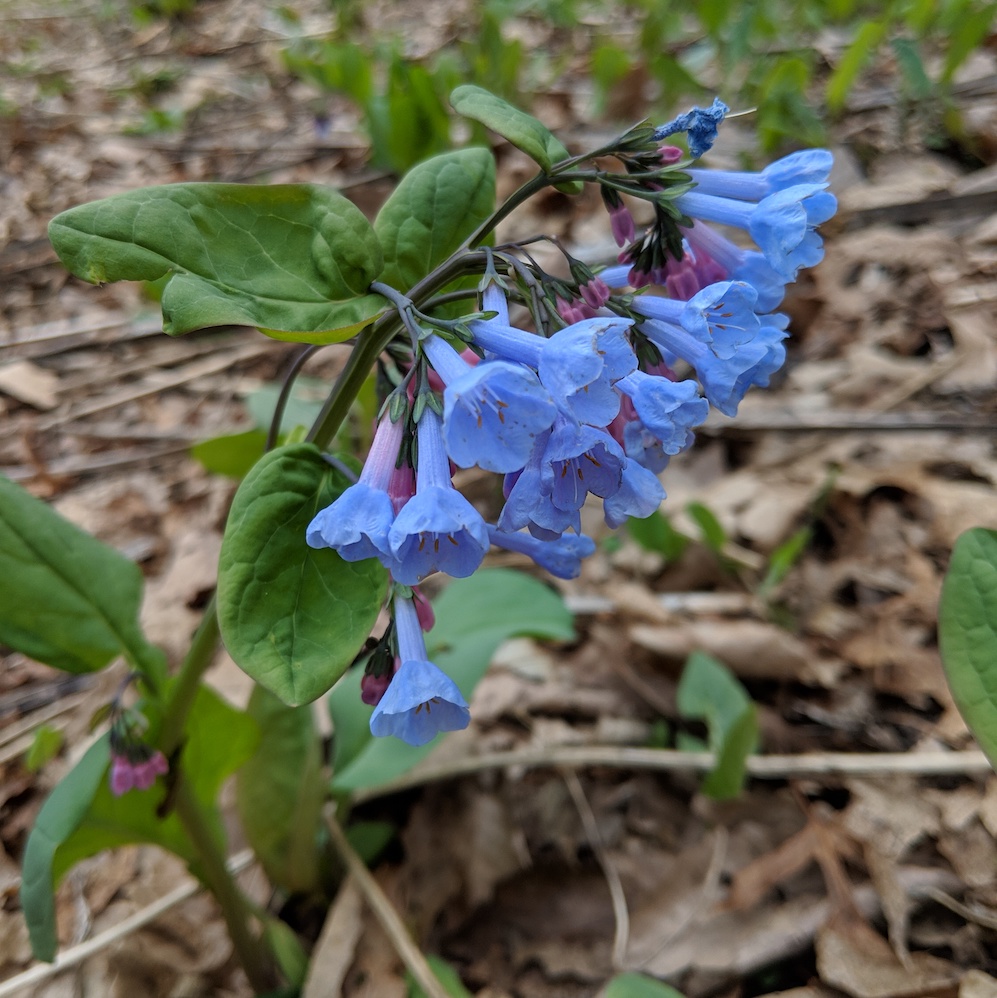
xmin=369 ymin=594 xmax=470 ymax=746
xmin=388 ymin=408 xmax=490 ymax=585
xmin=615 ymin=372 xmax=709 ymax=454
xmin=653 ymin=97 xmax=729 ymax=158
xmin=422 ymin=334 xmax=557 ymax=474
xmin=306 ymin=414 xmax=403 ymax=564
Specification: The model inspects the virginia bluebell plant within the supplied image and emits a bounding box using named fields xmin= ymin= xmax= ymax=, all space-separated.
xmin=306 ymin=97 xmax=837 ymax=747
xmin=13 ymin=87 xmax=835 ymax=990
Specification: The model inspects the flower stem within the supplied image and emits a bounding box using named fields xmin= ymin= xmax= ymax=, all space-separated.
xmin=175 ymin=779 xmax=276 ymax=992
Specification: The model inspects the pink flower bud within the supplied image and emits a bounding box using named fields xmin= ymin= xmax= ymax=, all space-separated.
xmin=609 ymin=202 xmax=636 ymax=247
xmin=411 ymin=586 xmax=436 ymax=632
xmin=579 ymin=278 xmax=611 ymax=310
xmin=110 ymin=756 xmax=135 ymax=797
xmin=361 ymin=671 xmax=393 ymax=706
xmin=657 ymin=145 xmax=683 ymax=164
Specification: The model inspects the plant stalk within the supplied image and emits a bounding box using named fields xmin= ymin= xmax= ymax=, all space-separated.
xmin=175 ymin=780 xmax=276 ymax=992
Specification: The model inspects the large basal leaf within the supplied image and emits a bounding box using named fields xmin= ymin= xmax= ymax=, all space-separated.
xmin=450 ymin=85 xmax=571 ymax=174
xmin=0 ymin=475 xmax=165 ymax=683
xmin=218 ymin=443 xmax=388 ymax=706
xmin=21 ymin=736 xmax=111 ymax=962
xmin=939 ymin=527 xmax=997 ymax=769
xmin=236 ymin=686 xmax=325 ymax=894
xmin=374 ymin=148 xmax=496 ymax=292
xmin=331 ymin=569 xmax=574 ymax=792
xmin=605 ymin=974 xmax=686 ymax=998
xmin=49 ymin=183 xmax=388 ymax=342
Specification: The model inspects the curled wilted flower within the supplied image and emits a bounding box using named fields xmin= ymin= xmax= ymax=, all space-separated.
xmin=653 ymin=97 xmax=729 ymax=158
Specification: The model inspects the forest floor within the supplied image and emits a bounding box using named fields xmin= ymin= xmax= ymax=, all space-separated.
xmin=3 ymin=1 xmax=997 ymax=996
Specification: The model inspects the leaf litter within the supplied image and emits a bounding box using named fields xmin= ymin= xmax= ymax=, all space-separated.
xmin=3 ymin=0 xmax=997 ymax=996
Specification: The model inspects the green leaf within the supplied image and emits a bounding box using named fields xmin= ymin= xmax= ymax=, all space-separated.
xmin=374 ymin=148 xmax=496 ymax=292
xmin=677 ymin=651 xmax=758 ymax=800
xmin=264 ymin=917 xmax=309 ymax=989
xmin=685 ymin=501 xmax=726 ymax=554
xmin=24 ymin=725 xmax=64 ymax=773
xmin=449 ymin=86 xmax=578 ymax=184
xmin=331 ymin=569 xmax=573 ymax=792
xmin=627 ymin=510 xmax=689 ymax=561
xmin=408 ymin=955 xmax=473 ymax=998
xmin=246 ymin=376 xmax=331 ymax=438
xmin=51 ymin=686 xmax=258 ymax=884
xmin=939 ymin=527 xmax=997 ymax=769
xmin=236 ymin=686 xmax=325 ymax=894
xmin=759 ymin=525 xmax=812 ymax=595
xmin=0 ymin=475 xmax=165 ymax=684
xmin=21 ymin=735 xmax=111 ymax=961
xmin=218 ymin=443 xmax=388 ymax=706
xmin=826 ymin=19 xmax=888 ymax=113
xmin=345 ymin=819 xmax=396 ymax=865
xmin=191 ymin=429 xmax=267 ymax=479
xmin=605 ymin=973 xmax=686 ymax=998
xmin=48 ymin=183 xmax=387 ymax=341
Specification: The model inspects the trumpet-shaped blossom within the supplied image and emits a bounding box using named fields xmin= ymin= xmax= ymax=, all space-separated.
xmin=604 ymin=458 xmax=666 ymax=528
xmin=422 ymin=334 xmax=557 ymax=473
xmin=388 ymin=408 xmax=490 ymax=585
xmin=541 ymin=416 xmax=627 ymax=512
xmin=676 ymin=184 xmax=837 ymax=281
xmin=369 ymin=595 xmax=470 ymax=745
xmin=615 ymin=372 xmax=709 ymax=454
xmin=499 ymin=431 xmax=583 ymax=538
xmin=653 ymin=97 xmax=729 ymax=158
xmin=110 ymin=749 xmax=168 ymax=797
xmin=686 ymin=149 xmax=833 ymax=202
xmin=469 ymin=315 xmax=637 ymax=427
xmin=487 ymin=524 xmax=596 ymax=579
xmin=307 ymin=414 xmax=403 ymax=562
xmin=631 ymin=281 xmax=760 ymax=359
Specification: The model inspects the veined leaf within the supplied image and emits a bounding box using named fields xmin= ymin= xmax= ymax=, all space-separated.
xmin=0 ymin=475 xmax=165 ymax=684
xmin=375 ymin=148 xmax=496 ymax=291
xmin=218 ymin=443 xmax=388 ymax=706
xmin=49 ymin=183 xmax=387 ymax=341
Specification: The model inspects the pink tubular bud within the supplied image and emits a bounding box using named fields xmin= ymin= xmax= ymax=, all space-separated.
xmin=658 ymin=145 xmax=683 ymax=164
xmin=361 ymin=672 xmax=393 ymax=706
xmin=387 ymin=462 xmax=416 ymax=515
xmin=411 ymin=586 xmax=436 ymax=632
xmin=609 ymin=202 xmax=636 ymax=247
xmin=579 ymin=278 xmax=611 ymax=310
xmin=110 ymin=756 xmax=135 ymax=797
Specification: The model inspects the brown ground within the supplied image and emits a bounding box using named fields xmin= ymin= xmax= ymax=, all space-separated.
xmin=3 ymin=1 xmax=997 ymax=996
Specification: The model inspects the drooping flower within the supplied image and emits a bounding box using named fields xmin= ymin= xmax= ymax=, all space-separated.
xmin=614 ymin=371 xmax=709 ymax=454
xmin=653 ymin=97 xmax=729 ymax=158
xmin=675 ymin=183 xmax=837 ymax=281
xmin=388 ymin=408 xmax=490 ymax=585
xmin=603 ymin=458 xmax=667 ymax=528
xmin=421 ymin=334 xmax=557 ymax=474
xmin=486 ymin=523 xmax=596 ymax=579
xmin=686 ymin=149 xmax=833 ymax=201
xmin=306 ymin=413 xmax=403 ymax=563
xmin=109 ymin=749 xmax=168 ymax=797
xmin=369 ymin=595 xmax=470 ymax=746
xmin=541 ymin=416 xmax=627 ymax=512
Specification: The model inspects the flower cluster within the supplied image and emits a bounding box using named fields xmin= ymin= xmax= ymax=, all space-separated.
xmin=307 ymin=99 xmax=837 ymax=746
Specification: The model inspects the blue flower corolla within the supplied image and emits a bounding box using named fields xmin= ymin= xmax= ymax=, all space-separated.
xmin=622 ymin=418 xmax=672 ymax=473
xmin=486 ymin=524 xmax=596 ymax=580
xmin=680 ymin=221 xmax=787 ymax=313
xmin=630 ymin=281 xmax=760 ymax=360
xmin=541 ymin=416 xmax=627 ymax=512
xmin=369 ymin=595 xmax=470 ymax=746
xmin=306 ymin=414 xmax=402 ymax=563
xmin=704 ymin=314 xmax=788 ymax=414
xmin=499 ymin=430 xmax=583 ymax=538
xmin=686 ymin=149 xmax=833 ymax=202
xmin=387 ymin=408 xmax=490 ymax=585
xmin=469 ymin=316 xmax=637 ymax=427
xmin=653 ymin=97 xmax=729 ymax=158
xmin=422 ymin=334 xmax=557 ymax=474
xmin=537 ymin=317 xmax=637 ymax=426
xmin=615 ymin=372 xmax=709 ymax=454
xmin=604 ymin=458 xmax=666 ymax=528
xmin=675 ymin=184 xmax=837 ymax=282
xmin=638 ymin=316 xmax=777 ymax=417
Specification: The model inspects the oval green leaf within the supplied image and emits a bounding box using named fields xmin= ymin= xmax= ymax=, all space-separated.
xmin=450 ymin=85 xmax=576 ymax=180
xmin=218 ymin=443 xmax=388 ymax=706
xmin=939 ymin=527 xmax=997 ymax=770
xmin=49 ymin=183 xmax=388 ymax=341
xmin=0 ymin=475 xmax=165 ymax=684
xmin=375 ymin=148 xmax=496 ymax=291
